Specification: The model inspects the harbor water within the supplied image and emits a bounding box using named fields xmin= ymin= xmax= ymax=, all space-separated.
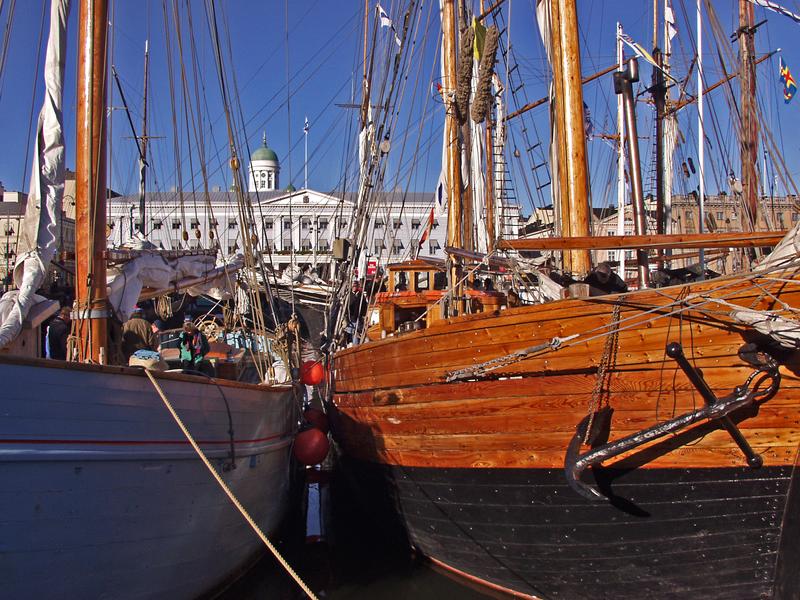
xmin=219 ymin=463 xmax=496 ymax=600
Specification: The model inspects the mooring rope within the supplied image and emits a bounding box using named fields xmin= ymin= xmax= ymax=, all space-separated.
xmin=144 ymin=369 xmax=318 ymax=600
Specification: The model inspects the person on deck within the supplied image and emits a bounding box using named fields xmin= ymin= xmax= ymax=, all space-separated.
xmin=150 ymin=319 xmax=165 ymax=351
xmin=122 ymin=306 xmax=156 ymax=361
xmin=47 ymin=306 xmax=71 ymax=360
xmin=179 ymin=318 xmax=210 ymax=371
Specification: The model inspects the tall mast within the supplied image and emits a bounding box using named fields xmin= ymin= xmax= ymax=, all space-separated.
xmin=480 ymin=0 xmax=496 ymax=252
xmin=138 ymin=39 xmax=149 ymax=231
xmin=443 ymin=0 xmax=464 ymax=307
xmin=662 ymin=0 xmax=675 ymax=238
xmin=75 ymin=0 xmax=109 ymax=362
xmin=615 ymin=23 xmax=626 ymax=277
xmin=697 ymin=0 xmax=705 ymax=272
xmin=550 ymin=0 xmax=591 ymax=277
xmin=738 ymin=0 xmax=759 ymax=229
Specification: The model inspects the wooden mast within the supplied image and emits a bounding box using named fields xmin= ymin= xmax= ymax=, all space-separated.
xmin=550 ymin=0 xmax=591 ymax=277
xmin=443 ymin=0 xmax=464 ymax=310
xmin=738 ymin=0 xmax=759 ymax=230
xmin=75 ymin=0 xmax=109 ymax=363
xmin=481 ymin=0 xmax=496 ymax=252
xmin=137 ymin=40 xmax=149 ymax=231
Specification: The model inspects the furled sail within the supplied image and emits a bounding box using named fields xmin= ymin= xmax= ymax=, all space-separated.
xmin=0 ymin=0 xmax=70 ymax=349
xmin=106 ymin=251 xmax=245 ymax=322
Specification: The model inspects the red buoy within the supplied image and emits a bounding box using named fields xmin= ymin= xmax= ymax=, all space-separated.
xmin=303 ymin=407 xmax=330 ymax=434
xmin=293 ymin=427 xmax=329 ymax=465
xmin=300 ymin=360 xmax=325 ymax=386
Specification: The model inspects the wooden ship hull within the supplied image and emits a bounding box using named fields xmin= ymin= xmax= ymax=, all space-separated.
xmin=331 ymin=271 xmax=800 ymax=599
xmin=0 ymin=356 xmax=297 ymax=600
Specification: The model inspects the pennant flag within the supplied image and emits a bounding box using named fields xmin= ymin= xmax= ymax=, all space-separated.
xmin=473 ymin=16 xmax=487 ymax=60
xmin=780 ymin=56 xmax=798 ymax=103
xmin=748 ymin=0 xmax=800 ymax=24
xmin=418 ymin=207 xmax=435 ymax=249
xmin=619 ymin=32 xmax=679 ymax=83
xmin=665 ymin=1 xmax=678 ymax=41
xmin=583 ymin=102 xmax=594 ymax=140
xmin=376 ymin=3 xmax=401 ymax=48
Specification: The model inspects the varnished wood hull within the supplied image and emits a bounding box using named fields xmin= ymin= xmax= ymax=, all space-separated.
xmin=331 ymin=273 xmax=800 ymax=598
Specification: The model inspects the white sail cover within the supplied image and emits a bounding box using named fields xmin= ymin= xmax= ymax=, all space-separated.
xmin=0 ymin=0 xmax=69 ymax=349
xmin=755 ymin=221 xmax=800 ymax=272
xmin=107 ymin=252 xmax=245 ymax=322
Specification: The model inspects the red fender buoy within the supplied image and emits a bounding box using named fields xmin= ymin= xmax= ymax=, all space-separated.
xmin=300 ymin=360 xmax=325 ymax=386
xmin=293 ymin=427 xmax=330 ymax=465
xmin=303 ymin=407 xmax=330 ymax=434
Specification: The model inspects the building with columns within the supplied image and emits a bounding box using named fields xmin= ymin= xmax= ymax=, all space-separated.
xmin=108 ymin=138 xmax=521 ymax=280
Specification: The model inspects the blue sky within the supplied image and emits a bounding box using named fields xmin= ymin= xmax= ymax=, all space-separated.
xmin=1 ymin=0 xmax=799 ymax=217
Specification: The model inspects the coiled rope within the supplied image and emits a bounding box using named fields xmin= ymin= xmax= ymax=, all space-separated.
xmin=144 ymin=369 xmax=318 ymax=600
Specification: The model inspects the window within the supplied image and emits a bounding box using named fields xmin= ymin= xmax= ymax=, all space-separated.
xmin=134 ymin=220 xmax=142 ymax=231
xmin=259 ymin=179 xmax=266 ymax=190
xmin=4 ymin=226 xmax=14 ymax=236
xmin=227 ymin=243 xmax=238 ymax=254
xmin=429 ymin=240 xmax=441 ymax=254
xmin=432 ymin=219 xmax=440 ymax=229
xmin=374 ymin=219 xmax=384 ymax=229
xmin=411 ymin=218 xmax=421 ymax=230
xmin=684 ymin=210 xmax=693 ymax=221
xmin=4 ymin=249 xmax=14 ymax=258
xmin=190 ymin=220 xmax=200 ymax=230
xmin=301 ymin=240 xmax=312 ymax=252
xmin=283 ymin=219 xmax=292 ymax=231
xmin=318 ymin=239 xmax=330 ymax=251
xmin=336 ymin=217 xmax=348 ymax=230
xmin=172 ymin=219 xmax=181 ymax=230
xmin=151 ymin=220 xmax=162 ymax=230
xmin=608 ymin=250 xmax=617 ymax=262
xmin=210 ymin=218 xmax=219 ymax=227
xmin=301 ymin=218 xmax=311 ymax=230
xmin=792 ymin=213 xmax=799 ymax=223
xmin=393 ymin=218 xmax=402 ymax=230
xmin=264 ymin=219 xmax=274 ymax=230
xmin=392 ymin=240 xmax=404 ymax=254
xmin=778 ymin=213 xmax=786 ymax=228
xmin=228 ymin=219 xmax=237 ymax=230
xmin=318 ymin=219 xmax=329 ymax=231
xmin=267 ymin=172 xmax=274 ymax=188
xmin=624 ymin=250 xmax=634 ymax=260
xmin=373 ymin=240 xmax=385 ymax=254
xmin=716 ymin=211 xmax=724 ymax=220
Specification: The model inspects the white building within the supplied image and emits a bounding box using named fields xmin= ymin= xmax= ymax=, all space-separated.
xmin=247 ymin=136 xmax=280 ymax=192
xmin=108 ymin=139 xmax=519 ymax=280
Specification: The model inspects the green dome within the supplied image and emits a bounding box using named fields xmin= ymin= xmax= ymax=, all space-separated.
xmin=251 ymin=145 xmax=279 ymax=162
xmin=285 ymin=183 xmax=297 ymax=192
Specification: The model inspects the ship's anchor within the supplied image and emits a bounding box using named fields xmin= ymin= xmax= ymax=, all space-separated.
xmin=564 ymin=342 xmax=780 ymax=501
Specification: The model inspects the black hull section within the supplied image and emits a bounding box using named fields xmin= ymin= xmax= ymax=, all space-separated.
xmin=341 ymin=458 xmax=800 ymax=599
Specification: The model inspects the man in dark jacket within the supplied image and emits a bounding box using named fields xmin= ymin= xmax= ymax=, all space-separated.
xmin=122 ymin=306 xmax=156 ymax=361
xmin=47 ymin=307 xmax=71 ymax=360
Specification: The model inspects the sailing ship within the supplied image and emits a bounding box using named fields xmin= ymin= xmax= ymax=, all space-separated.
xmin=328 ymin=1 xmax=800 ymax=598
xmin=0 ymin=1 xmax=300 ymax=598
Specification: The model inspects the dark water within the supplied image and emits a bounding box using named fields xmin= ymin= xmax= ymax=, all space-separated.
xmin=219 ymin=463 xmax=495 ymax=600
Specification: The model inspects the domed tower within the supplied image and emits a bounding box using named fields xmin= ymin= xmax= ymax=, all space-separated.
xmin=248 ymin=133 xmax=280 ymax=192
